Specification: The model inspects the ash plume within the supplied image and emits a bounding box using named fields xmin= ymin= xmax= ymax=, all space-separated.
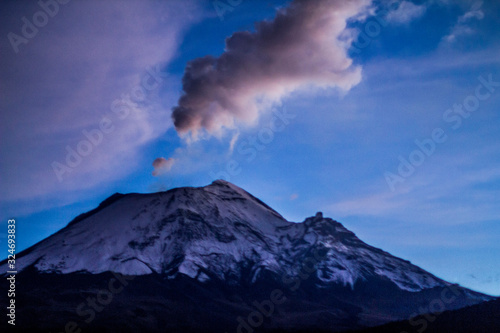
xmin=172 ymin=0 xmax=371 ymax=139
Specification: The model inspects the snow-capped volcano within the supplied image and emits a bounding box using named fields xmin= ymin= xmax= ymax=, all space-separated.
xmin=0 ymin=180 xmax=493 ymax=332
xmin=2 ymin=180 xmax=445 ymax=292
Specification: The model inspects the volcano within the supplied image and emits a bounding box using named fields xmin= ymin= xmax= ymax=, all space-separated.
xmin=0 ymin=180 xmax=493 ymax=332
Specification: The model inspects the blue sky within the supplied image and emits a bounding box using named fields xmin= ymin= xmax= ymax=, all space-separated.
xmin=1 ymin=0 xmax=499 ymax=296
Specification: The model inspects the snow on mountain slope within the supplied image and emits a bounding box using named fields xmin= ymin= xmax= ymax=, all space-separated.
xmin=0 ymin=180 xmax=452 ymax=292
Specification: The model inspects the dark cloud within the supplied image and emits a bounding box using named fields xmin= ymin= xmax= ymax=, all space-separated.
xmin=152 ymin=157 xmax=175 ymax=176
xmin=172 ymin=0 xmax=371 ymax=139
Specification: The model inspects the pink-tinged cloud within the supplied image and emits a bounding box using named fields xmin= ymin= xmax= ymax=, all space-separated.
xmin=0 ymin=0 xmax=201 ymax=203
xmin=172 ymin=0 xmax=371 ymax=139
xmin=152 ymin=157 xmax=175 ymax=176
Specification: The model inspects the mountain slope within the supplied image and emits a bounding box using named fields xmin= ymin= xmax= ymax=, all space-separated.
xmin=0 ymin=180 xmax=462 ymax=291
xmin=0 ymin=180 xmax=493 ymax=332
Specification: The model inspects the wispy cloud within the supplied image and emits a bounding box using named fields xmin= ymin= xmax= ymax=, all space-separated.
xmin=0 ymin=1 xmax=201 ymax=202
xmin=328 ymin=192 xmax=408 ymax=217
xmin=443 ymin=1 xmax=484 ymax=43
xmin=228 ymin=132 xmax=240 ymax=155
xmin=385 ymin=1 xmax=427 ymax=24
xmin=328 ymin=156 xmax=500 ymax=226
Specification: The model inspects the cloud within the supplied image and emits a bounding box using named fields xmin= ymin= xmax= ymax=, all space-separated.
xmin=0 ymin=1 xmax=201 ymax=203
xmin=228 ymin=132 xmax=240 ymax=154
xmin=385 ymin=1 xmax=427 ymax=24
xmin=443 ymin=1 xmax=484 ymax=43
xmin=327 ymin=155 xmax=500 ymax=225
xmin=152 ymin=157 xmax=176 ymax=176
xmin=171 ymin=0 xmax=371 ymax=140
xmin=328 ymin=192 xmax=407 ymax=217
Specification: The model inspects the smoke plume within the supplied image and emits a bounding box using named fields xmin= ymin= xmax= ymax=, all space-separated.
xmin=152 ymin=157 xmax=175 ymax=176
xmin=172 ymin=0 xmax=371 ymax=139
